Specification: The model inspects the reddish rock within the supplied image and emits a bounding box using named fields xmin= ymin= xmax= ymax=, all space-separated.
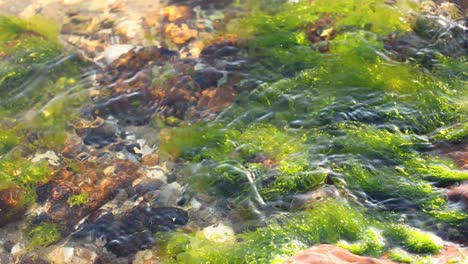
xmin=285 ymin=244 xmax=395 ymax=264
xmin=448 ymin=184 xmax=468 ymax=210
xmin=287 ymin=244 xmax=468 ymax=264
xmin=432 ymin=243 xmax=468 ymax=263
xmin=445 ymin=143 xmax=468 ymax=169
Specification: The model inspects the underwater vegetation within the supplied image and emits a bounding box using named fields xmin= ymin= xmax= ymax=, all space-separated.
xmin=0 ymin=0 xmax=466 ymax=263
xmin=67 ymin=193 xmax=89 ymax=207
xmin=157 ymin=0 xmax=467 ymax=262
xmin=157 ymin=199 xmax=444 ymax=263
xmin=0 ymin=15 xmax=87 ymax=227
xmin=28 ymin=222 xmax=62 ymax=249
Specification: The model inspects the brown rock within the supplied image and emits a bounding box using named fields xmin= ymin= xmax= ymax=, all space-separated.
xmin=98 ymin=46 xmax=176 ymax=86
xmin=61 ymin=134 xmax=85 ymax=159
xmin=142 ymin=154 xmax=160 ymax=167
xmin=307 ymin=17 xmax=335 ymax=43
xmin=285 ymin=244 xmax=395 ymax=264
xmin=133 ymin=249 xmax=159 ymax=264
xmin=153 ymin=76 xmax=200 ymax=118
xmin=164 ymin=23 xmax=197 ymax=45
xmin=0 ymin=187 xmax=27 ymax=227
xmin=201 ymin=34 xmax=240 ymax=57
xmin=42 ymin=160 xmax=143 ymax=226
xmin=197 ymin=86 xmax=237 ymax=114
xmin=18 ymin=254 xmax=50 ymax=264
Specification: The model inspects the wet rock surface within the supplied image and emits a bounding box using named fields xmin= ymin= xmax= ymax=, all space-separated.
xmin=87 ymin=35 xmax=243 ymax=124
xmin=286 ymin=244 xmax=396 ymax=264
xmin=72 ymin=205 xmax=188 ymax=257
xmin=443 ymin=142 xmax=468 ymax=169
xmin=448 ymin=184 xmax=468 ymax=210
xmin=36 ymin=160 xmax=142 ymax=226
xmin=384 ymin=1 xmax=467 ymax=61
xmin=287 ymin=243 xmax=468 ymax=264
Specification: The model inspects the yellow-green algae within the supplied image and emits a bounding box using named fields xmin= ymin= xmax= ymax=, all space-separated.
xmin=157 ymin=200 xmax=443 ymax=263
xmin=28 ymin=223 xmax=62 ymax=249
xmin=67 ymin=193 xmax=90 ymax=208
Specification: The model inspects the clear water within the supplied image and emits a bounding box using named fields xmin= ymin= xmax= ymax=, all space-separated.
xmin=0 ymin=0 xmax=467 ymax=263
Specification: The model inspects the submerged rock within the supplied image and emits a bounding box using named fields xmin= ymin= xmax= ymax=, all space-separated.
xmin=46 ymin=246 xmax=102 ymax=264
xmin=286 ymin=244 xmax=395 ymax=264
xmin=132 ymin=249 xmax=158 ymax=264
xmin=72 ymin=205 xmax=188 ymax=257
xmin=104 ymin=44 xmax=136 ymax=65
xmin=444 ymin=143 xmax=468 ymax=169
xmin=448 ymin=184 xmax=468 ymax=211
xmin=37 ymin=159 xmax=143 ymax=227
xmin=0 ymin=187 xmax=27 ymax=227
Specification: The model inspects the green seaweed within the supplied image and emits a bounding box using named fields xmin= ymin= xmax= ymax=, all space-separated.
xmin=0 ymin=156 xmax=52 ymax=211
xmin=388 ymin=248 xmax=417 ymax=263
xmin=333 ymin=163 xmax=441 ymax=208
xmin=384 ymin=225 xmax=442 ymax=254
xmin=0 ymin=15 xmax=62 ymax=102
xmin=28 ymin=223 xmax=62 ymax=249
xmin=158 ymin=199 xmax=445 ymax=263
xmin=434 ymin=122 xmax=468 ymax=143
xmin=331 ymin=124 xmax=467 ymax=185
xmin=164 ymin=123 xmax=328 ymax=201
xmin=0 ymin=126 xmax=20 ymax=154
xmin=67 ymin=193 xmax=89 ymax=207
xmin=159 ymin=123 xmax=227 ymax=160
xmin=337 ymin=228 xmax=386 ymax=256
xmin=234 ymin=0 xmax=417 ymax=77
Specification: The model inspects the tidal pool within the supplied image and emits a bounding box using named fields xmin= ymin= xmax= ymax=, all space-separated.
xmin=0 ymin=0 xmax=467 ymax=263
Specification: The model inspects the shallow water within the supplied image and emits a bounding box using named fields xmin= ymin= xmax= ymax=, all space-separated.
xmin=0 ymin=0 xmax=467 ymax=263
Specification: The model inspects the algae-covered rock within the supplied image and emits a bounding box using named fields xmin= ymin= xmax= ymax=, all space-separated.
xmin=0 ymin=158 xmax=51 ymax=227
